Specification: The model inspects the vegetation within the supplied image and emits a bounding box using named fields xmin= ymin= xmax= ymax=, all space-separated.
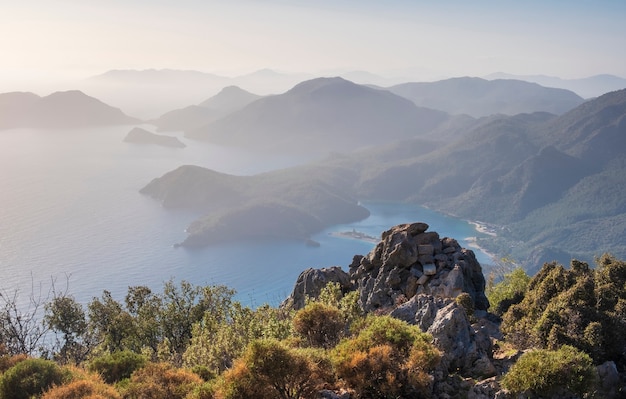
xmin=1 ymin=254 xmax=626 ymax=397
xmin=501 ymin=254 xmax=626 ymax=368
xmin=501 ymin=345 xmax=597 ymax=397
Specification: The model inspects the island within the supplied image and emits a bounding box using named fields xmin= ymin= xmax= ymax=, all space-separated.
xmin=124 ymin=127 xmax=186 ymax=148
xmin=330 ymin=228 xmax=379 ymax=243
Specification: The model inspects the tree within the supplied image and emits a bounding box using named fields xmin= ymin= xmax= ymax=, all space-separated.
xmin=44 ymin=295 xmax=89 ymax=364
xmin=87 ymin=291 xmax=134 ymax=353
xmin=0 ymin=286 xmax=49 ymax=356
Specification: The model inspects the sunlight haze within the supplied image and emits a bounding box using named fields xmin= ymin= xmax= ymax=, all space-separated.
xmin=2 ymin=0 xmax=625 ymax=92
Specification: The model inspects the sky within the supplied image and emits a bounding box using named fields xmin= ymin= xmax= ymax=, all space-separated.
xmin=1 ymin=0 xmax=626 ymax=89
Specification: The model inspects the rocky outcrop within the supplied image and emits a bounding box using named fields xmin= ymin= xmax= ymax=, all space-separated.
xmin=349 ymin=222 xmax=489 ymax=313
xmin=284 ymin=222 xmax=497 ymax=377
xmin=282 ymin=267 xmax=352 ymax=310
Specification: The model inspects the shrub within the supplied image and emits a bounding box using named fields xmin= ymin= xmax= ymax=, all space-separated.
xmin=88 ymin=350 xmax=146 ymax=384
xmin=502 ymin=345 xmax=597 ymax=397
xmin=0 ymin=354 xmax=27 ymax=374
xmin=215 ymin=339 xmax=330 ymax=399
xmin=293 ymin=302 xmax=345 ymax=348
xmin=331 ymin=315 xmax=439 ymax=398
xmin=486 ymin=267 xmax=529 ymax=315
xmin=121 ymin=362 xmax=202 ymax=399
xmin=41 ymin=373 xmax=121 ymax=399
xmin=0 ymin=358 xmax=70 ymax=399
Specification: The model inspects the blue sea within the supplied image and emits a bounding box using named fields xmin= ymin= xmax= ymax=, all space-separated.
xmin=0 ymin=126 xmax=493 ymax=307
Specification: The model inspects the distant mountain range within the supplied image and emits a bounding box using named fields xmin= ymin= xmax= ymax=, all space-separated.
xmin=82 ymin=68 xmax=625 ymax=119
xmin=484 ymin=72 xmax=626 ymax=99
xmin=386 ymin=77 xmax=584 ymax=117
xmin=186 ymin=77 xmax=448 ymax=153
xmin=0 ymin=90 xmax=138 ymax=129
xmin=141 ymin=85 xmax=626 ymax=272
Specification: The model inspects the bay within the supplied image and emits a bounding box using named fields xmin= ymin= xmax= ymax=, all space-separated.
xmin=0 ymin=126 xmax=493 ymax=307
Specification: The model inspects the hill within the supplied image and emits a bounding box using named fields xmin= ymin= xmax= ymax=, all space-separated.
xmin=0 ymin=90 xmax=138 ymax=129
xmin=186 ymin=77 xmax=449 ymax=153
xmin=142 ymin=84 xmax=626 ymax=271
xmin=486 ymin=72 xmax=626 ymax=98
xmin=354 ymin=89 xmax=626 ymax=268
xmin=387 ymin=77 xmax=584 ymax=117
xmin=140 ymin=162 xmax=369 ymax=247
xmin=151 ymin=86 xmax=262 ymax=132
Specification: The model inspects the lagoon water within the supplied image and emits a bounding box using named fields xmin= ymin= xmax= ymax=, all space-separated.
xmin=0 ymin=126 xmax=492 ymax=307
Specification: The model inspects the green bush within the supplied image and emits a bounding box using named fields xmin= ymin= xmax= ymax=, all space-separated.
xmin=88 ymin=350 xmax=146 ymax=384
xmin=486 ymin=267 xmax=529 ymax=315
xmin=502 ymin=345 xmax=597 ymax=397
xmin=0 ymin=358 xmax=69 ymax=399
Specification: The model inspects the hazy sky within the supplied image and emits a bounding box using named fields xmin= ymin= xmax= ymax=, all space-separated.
xmin=2 ymin=0 xmax=625 ymax=87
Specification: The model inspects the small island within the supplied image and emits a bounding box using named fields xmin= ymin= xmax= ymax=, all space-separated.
xmin=330 ymin=228 xmax=379 ymax=243
xmin=124 ymin=127 xmax=186 ymax=148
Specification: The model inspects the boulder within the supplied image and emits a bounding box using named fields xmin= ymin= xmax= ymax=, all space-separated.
xmin=281 ymin=266 xmax=352 ymax=310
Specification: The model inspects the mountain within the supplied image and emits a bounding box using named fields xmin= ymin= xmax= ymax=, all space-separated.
xmin=485 ymin=72 xmax=626 ymax=98
xmin=143 ymin=81 xmax=626 ymax=271
xmin=140 ymin=162 xmax=369 ymax=247
xmin=0 ymin=90 xmax=138 ymax=129
xmin=151 ymin=86 xmax=262 ymax=132
xmin=198 ymin=85 xmax=262 ymax=114
xmin=354 ymin=89 xmax=626 ymax=268
xmin=82 ymin=69 xmax=310 ymax=119
xmin=187 ymin=77 xmax=449 ymax=153
xmin=387 ymin=77 xmax=584 ymax=117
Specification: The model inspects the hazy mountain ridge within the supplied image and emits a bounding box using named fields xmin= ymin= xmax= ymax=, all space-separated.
xmin=0 ymin=90 xmax=138 ymax=129
xmin=187 ymin=77 xmax=449 ymax=153
xmin=485 ymin=72 xmax=626 ymax=98
xmin=150 ymin=86 xmax=262 ymax=132
xmin=387 ymin=77 xmax=585 ymax=117
xmin=140 ymin=88 xmax=626 ymax=270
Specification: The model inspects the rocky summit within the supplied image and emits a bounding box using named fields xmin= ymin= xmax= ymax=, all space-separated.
xmin=285 ymin=222 xmax=502 ymax=379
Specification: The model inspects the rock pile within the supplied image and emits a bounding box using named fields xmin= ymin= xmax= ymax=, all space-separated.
xmin=348 ymin=222 xmax=489 ymax=312
xmin=284 ymin=222 xmax=499 ymax=378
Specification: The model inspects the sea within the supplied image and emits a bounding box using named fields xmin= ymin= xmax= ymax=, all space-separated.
xmin=0 ymin=125 xmax=493 ymax=308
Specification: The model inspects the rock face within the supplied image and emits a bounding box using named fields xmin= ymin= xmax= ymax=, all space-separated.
xmin=349 ymin=222 xmax=489 ymax=313
xmin=282 ymin=267 xmax=352 ymax=310
xmin=284 ymin=222 xmax=497 ymax=377
xmin=124 ymin=127 xmax=186 ymax=148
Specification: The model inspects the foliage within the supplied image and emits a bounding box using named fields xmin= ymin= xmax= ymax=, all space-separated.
xmin=215 ymin=339 xmax=330 ymax=399
xmin=485 ymin=266 xmax=530 ymax=315
xmin=120 ymin=362 xmax=203 ymax=399
xmin=183 ymin=302 xmax=292 ymax=374
xmin=44 ymin=294 xmax=90 ymax=364
xmin=41 ymin=369 xmax=121 ymax=399
xmin=455 ymin=292 xmax=475 ymax=318
xmin=293 ymin=302 xmax=345 ymax=348
xmin=501 ymin=345 xmax=597 ymax=397
xmin=501 ymin=255 xmax=626 ymax=366
xmin=0 ymin=358 xmax=70 ymax=399
xmin=88 ymin=350 xmax=147 ymax=384
xmin=331 ymin=315 xmax=440 ymax=398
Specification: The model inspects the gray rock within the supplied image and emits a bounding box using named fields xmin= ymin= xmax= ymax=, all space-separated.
xmin=282 ymin=266 xmax=351 ymax=310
